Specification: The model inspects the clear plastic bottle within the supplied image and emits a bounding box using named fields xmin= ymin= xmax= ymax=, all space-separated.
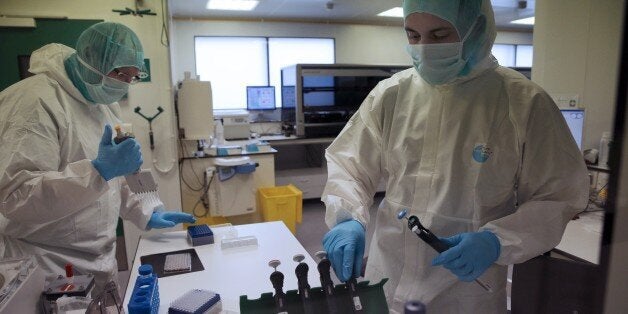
xmin=599 ymin=132 xmax=612 ymax=167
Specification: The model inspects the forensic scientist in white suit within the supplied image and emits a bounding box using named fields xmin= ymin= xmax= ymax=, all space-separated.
xmin=0 ymin=22 xmax=194 ymax=296
xmin=321 ymin=0 xmax=589 ymax=312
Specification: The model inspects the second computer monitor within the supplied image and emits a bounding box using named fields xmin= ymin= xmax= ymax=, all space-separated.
xmin=247 ymin=86 xmax=276 ymax=110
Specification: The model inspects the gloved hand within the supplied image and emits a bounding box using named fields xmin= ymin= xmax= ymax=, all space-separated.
xmin=322 ymin=219 xmax=365 ymax=282
xmin=431 ymin=230 xmax=501 ymax=282
xmin=91 ymin=124 xmax=142 ymax=181
xmin=146 ymin=209 xmax=196 ymax=229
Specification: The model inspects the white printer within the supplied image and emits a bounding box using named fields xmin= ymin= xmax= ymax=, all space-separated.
xmin=215 ymin=110 xmax=251 ymax=140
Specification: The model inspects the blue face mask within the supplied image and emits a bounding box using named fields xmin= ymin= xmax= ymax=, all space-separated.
xmin=406 ymin=19 xmax=478 ymax=85
xmin=77 ymin=56 xmax=130 ymax=104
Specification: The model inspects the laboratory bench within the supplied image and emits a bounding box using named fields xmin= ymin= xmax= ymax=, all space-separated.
xmin=553 ymin=205 xmax=605 ymax=264
xmin=123 ymin=221 xmax=320 ymax=313
xmin=178 ymin=140 xmax=277 ymax=227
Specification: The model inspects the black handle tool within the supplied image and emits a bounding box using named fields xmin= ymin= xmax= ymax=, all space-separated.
xmin=397 ymin=209 xmax=493 ymax=292
xmin=315 ymin=251 xmax=339 ymax=313
xmin=293 ymin=254 xmax=315 ymax=314
xmin=268 ymin=260 xmax=287 ymax=313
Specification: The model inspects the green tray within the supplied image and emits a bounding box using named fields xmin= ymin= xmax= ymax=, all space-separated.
xmin=240 ymin=278 xmax=389 ymax=314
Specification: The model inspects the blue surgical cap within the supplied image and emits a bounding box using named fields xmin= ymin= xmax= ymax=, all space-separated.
xmin=402 ymin=0 xmax=496 ymax=75
xmin=71 ymin=22 xmax=145 ymax=84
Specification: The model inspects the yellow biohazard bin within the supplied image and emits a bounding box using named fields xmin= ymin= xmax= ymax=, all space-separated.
xmin=257 ymin=184 xmax=303 ymax=234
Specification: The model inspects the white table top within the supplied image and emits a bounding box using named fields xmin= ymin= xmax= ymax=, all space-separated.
xmin=555 ymin=210 xmax=604 ymax=264
xmin=123 ymin=221 xmax=320 ymax=313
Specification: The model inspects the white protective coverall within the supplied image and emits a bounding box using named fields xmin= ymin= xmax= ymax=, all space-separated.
xmin=0 ymin=43 xmax=153 ymax=295
xmin=322 ymin=4 xmax=589 ymax=314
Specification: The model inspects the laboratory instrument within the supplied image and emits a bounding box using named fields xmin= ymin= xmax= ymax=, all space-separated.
xmin=280 ymin=64 xmax=407 ymax=138
xmin=315 ymin=251 xmax=339 ymax=314
xmin=293 ymin=254 xmax=314 ymax=313
xmin=126 ymin=169 xmax=159 ymax=194
xmin=169 ymin=289 xmax=221 ymax=314
xmin=215 ymin=110 xmax=251 ymax=140
xmin=114 ymin=124 xmax=160 ymax=195
xmin=128 ymin=264 xmax=160 ymax=314
xmin=207 ymin=157 xmax=257 ymax=217
xmin=396 ymin=209 xmax=493 ymax=293
xmin=134 ymin=106 xmax=164 ymax=150
xmin=268 ymin=259 xmax=288 ymax=314
xmin=176 ymin=72 xmax=214 ymax=141
xmin=187 ymin=224 xmax=215 ymax=246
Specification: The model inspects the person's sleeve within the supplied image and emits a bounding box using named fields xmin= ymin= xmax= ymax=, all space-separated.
xmin=480 ymin=92 xmax=590 ymax=265
xmin=322 ymin=89 xmax=384 ymax=229
xmin=118 ymin=180 xmax=156 ymax=230
xmin=0 ymin=105 xmax=109 ymax=224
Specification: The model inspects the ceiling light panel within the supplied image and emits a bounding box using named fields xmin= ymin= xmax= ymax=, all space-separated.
xmin=206 ymin=0 xmax=260 ymax=11
xmin=377 ymin=7 xmax=403 ymax=18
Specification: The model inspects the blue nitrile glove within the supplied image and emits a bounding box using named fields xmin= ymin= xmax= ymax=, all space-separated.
xmin=322 ymin=219 xmax=365 ymax=282
xmin=91 ymin=124 xmax=143 ymax=181
xmin=147 ymin=210 xmax=196 ymax=229
xmin=431 ymin=231 xmax=501 ymax=282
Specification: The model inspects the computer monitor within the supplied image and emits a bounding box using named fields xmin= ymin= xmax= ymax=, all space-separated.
xmin=560 ymin=109 xmax=585 ymax=150
xmin=246 ymin=86 xmax=276 ymax=110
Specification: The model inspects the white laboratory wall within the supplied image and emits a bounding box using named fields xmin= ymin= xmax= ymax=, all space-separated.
xmin=0 ymin=0 xmax=180 ymax=268
xmin=533 ymin=0 xmax=623 ymax=150
xmin=170 ymin=18 xmax=532 ymax=84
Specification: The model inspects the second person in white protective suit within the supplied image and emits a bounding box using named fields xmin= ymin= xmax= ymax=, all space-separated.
xmin=321 ymin=0 xmax=589 ymax=313
xmin=0 ymin=22 xmax=195 ymax=296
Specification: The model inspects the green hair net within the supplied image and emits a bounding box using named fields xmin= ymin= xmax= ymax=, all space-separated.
xmin=69 ymin=22 xmax=145 ymax=85
xmin=402 ymin=0 xmax=496 ymax=75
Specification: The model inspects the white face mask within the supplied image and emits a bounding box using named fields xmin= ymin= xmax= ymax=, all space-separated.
xmin=77 ymin=56 xmax=130 ymax=104
xmin=406 ymin=42 xmax=465 ymax=85
xmin=406 ymin=19 xmax=478 ymax=85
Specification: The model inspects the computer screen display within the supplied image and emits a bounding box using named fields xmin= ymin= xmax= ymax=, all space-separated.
xmin=246 ymin=86 xmax=276 ymax=110
xmin=560 ymin=109 xmax=585 ymax=150
xmin=281 ymin=86 xmax=296 ymax=108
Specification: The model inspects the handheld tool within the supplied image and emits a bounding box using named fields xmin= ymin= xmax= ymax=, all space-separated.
xmin=314 ymin=251 xmax=337 ymax=306
xmin=293 ymin=254 xmax=314 ymax=314
xmin=397 ymin=209 xmax=493 ymax=293
xmin=268 ymin=260 xmax=287 ymax=314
